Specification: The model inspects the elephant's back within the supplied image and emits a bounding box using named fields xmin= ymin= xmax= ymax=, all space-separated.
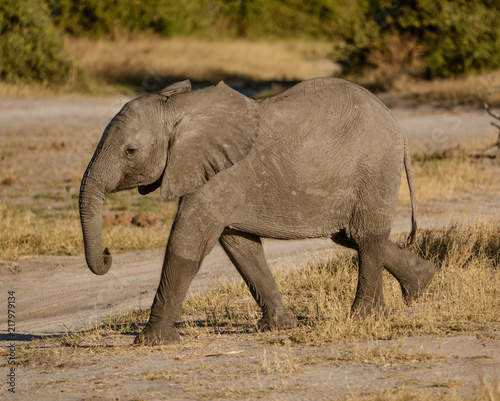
xmin=258 ymin=77 xmax=402 ymax=141
xmin=255 ymin=77 xmax=405 ymax=176
xmin=260 ymin=77 xmax=391 ymax=112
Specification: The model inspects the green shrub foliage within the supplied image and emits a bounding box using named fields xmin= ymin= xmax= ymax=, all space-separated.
xmin=337 ymin=0 xmax=500 ymax=78
xmin=46 ymin=0 xmax=355 ymax=39
xmin=0 ymin=0 xmax=71 ymax=83
xmin=46 ymin=0 xmax=209 ymax=38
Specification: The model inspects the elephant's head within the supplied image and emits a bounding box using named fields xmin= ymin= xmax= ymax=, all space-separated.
xmin=79 ymin=80 xmax=260 ymax=275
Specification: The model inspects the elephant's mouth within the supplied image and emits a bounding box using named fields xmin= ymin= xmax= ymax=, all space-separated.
xmin=138 ymin=177 xmax=162 ymax=195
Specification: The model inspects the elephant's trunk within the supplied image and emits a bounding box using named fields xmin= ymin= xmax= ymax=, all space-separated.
xmin=79 ymin=174 xmax=112 ymax=275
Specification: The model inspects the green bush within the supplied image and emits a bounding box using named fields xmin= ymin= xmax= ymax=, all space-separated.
xmin=47 ymin=0 xmax=220 ymax=38
xmin=422 ymin=1 xmax=500 ymax=77
xmin=0 ymin=0 xmax=71 ymax=83
xmin=46 ymin=0 xmax=354 ymax=40
xmin=337 ymin=0 xmax=500 ymax=79
xmin=213 ymin=0 xmax=350 ymax=39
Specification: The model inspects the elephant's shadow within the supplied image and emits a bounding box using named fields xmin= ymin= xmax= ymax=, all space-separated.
xmin=0 ymin=333 xmax=51 ymax=342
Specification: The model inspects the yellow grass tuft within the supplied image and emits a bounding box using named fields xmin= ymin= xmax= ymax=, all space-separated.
xmin=398 ymin=148 xmax=500 ymax=204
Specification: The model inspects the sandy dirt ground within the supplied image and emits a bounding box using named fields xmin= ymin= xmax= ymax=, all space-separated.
xmin=0 ymin=90 xmax=499 ymax=400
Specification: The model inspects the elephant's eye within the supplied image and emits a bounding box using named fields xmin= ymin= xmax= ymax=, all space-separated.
xmin=125 ymin=147 xmax=138 ymax=157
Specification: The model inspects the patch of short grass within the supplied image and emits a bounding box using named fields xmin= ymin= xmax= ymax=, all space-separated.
xmin=399 ymin=147 xmax=500 ymax=204
xmin=342 ymin=383 xmax=500 ymax=401
xmin=329 ymin=341 xmax=444 ymax=367
xmin=350 ymin=67 xmax=500 ymax=107
xmin=33 ymin=192 xmax=67 ymax=201
xmin=12 ymin=309 xmax=157 ymax=370
xmin=104 ymin=191 xmax=177 ymax=218
xmin=0 ymin=201 xmax=174 ymax=261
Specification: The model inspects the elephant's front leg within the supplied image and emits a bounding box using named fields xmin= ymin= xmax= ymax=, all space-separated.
xmin=134 ymin=247 xmax=201 ymax=345
xmin=219 ymin=229 xmax=297 ymax=331
xmin=135 ymin=204 xmax=225 ymax=345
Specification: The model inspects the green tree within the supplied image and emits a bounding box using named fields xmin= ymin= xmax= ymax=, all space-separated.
xmin=0 ymin=0 xmax=71 ymax=83
xmin=337 ymin=0 xmax=500 ymax=78
xmin=46 ymin=0 xmax=219 ymax=38
xmin=45 ymin=0 xmax=357 ymax=40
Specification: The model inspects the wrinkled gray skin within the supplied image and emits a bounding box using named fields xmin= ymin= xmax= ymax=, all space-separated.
xmin=79 ymin=78 xmax=435 ymax=345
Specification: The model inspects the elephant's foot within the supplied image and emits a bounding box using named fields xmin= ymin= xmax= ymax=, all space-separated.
xmin=400 ymin=260 xmax=435 ymax=305
xmin=382 ymin=241 xmax=436 ymax=305
xmin=350 ymin=296 xmax=387 ymax=318
xmin=134 ymin=323 xmax=180 ymax=346
xmin=257 ymin=309 xmax=297 ymax=332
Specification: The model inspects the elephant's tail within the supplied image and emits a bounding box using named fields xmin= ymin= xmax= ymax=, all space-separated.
xmin=404 ymin=136 xmax=417 ymax=246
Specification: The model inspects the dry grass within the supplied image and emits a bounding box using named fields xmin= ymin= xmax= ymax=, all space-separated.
xmin=0 ymin=203 xmax=82 ymax=259
xmin=393 ymin=70 xmax=500 ymax=107
xmin=65 ymin=36 xmax=336 ymax=85
xmin=347 ymin=41 xmax=500 ymax=107
xmin=343 ymin=383 xmax=500 ymax=401
xmin=331 ymin=341 xmax=442 ymax=366
xmin=0 ymin=201 xmax=174 ymax=262
xmin=2 ymin=34 xmax=500 ymax=108
xmin=398 ymin=147 xmax=500 ymax=204
xmin=294 ymin=218 xmax=499 ymax=344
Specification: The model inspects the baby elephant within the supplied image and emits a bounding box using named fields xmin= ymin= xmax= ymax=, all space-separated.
xmin=79 ymin=77 xmax=435 ymax=345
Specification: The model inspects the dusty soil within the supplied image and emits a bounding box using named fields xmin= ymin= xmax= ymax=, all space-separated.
xmin=0 ymin=92 xmax=499 ymax=400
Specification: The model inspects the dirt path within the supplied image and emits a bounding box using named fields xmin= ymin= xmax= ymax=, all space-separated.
xmin=4 ymin=331 xmax=499 ymax=400
xmin=0 ymin=93 xmax=499 ymax=400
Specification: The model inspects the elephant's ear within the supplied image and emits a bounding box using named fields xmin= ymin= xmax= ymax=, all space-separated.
xmin=159 ymin=80 xmax=192 ymax=97
xmin=160 ymin=81 xmax=260 ymax=199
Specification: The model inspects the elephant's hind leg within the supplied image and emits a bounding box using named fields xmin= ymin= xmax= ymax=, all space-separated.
xmin=350 ymin=235 xmax=387 ymax=317
xmin=333 ymin=231 xmax=386 ymax=315
xmin=383 ymin=241 xmax=435 ymax=304
xmin=219 ymin=229 xmax=297 ymax=331
xmin=332 ymin=232 xmax=435 ymax=311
